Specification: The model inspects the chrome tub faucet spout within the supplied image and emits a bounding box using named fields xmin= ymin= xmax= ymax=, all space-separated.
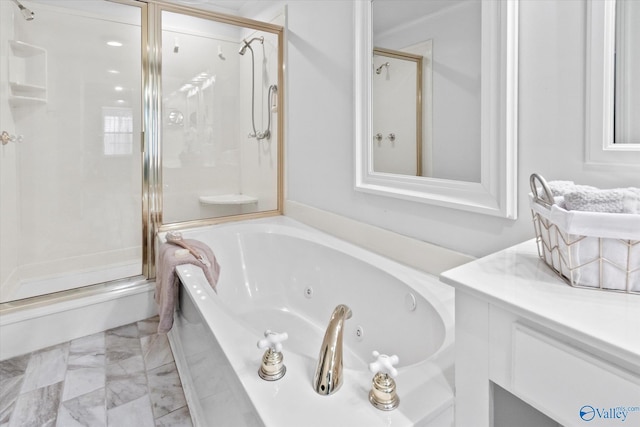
xmin=313 ymin=304 xmax=352 ymax=395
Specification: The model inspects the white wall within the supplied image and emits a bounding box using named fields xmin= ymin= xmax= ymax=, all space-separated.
xmin=285 ymin=0 xmax=640 ymax=258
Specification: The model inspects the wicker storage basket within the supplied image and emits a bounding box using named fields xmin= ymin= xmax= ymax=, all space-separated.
xmin=529 ymin=173 xmax=640 ymax=294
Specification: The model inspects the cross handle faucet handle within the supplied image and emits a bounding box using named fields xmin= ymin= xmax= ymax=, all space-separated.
xmin=368 ymin=350 xmax=399 ymax=378
xmin=257 ymin=330 xmax=288 ymax=353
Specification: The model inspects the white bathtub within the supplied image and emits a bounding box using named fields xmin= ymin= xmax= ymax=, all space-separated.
xmin=167 ymin=216 xmax=455 ymax=426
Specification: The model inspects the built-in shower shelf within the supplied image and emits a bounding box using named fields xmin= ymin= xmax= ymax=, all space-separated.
xmin=9 ymin=40 xmax=46 ymax=57
xmin=8 ymin=40 xmax=47 ymax=107
xmin=9 ymin=95 xmax=47 ymax=107
xmin=9 ymin=82 xmax=47 ymax=104
xmin=9 ymin=82 xmax=46 ymax=93
xmin=199 ymin=194 xmax=258 ymax=205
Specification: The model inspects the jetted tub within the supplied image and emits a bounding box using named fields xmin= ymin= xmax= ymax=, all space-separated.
xmin=166 ymin=216 xmax=455 ymax=426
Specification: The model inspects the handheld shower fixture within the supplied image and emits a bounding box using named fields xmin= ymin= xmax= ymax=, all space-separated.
xmin=238 ymin=36 xmax=264 ymax=55
xmin=376 ymin=62 xmax=390 ymax=75
xmin=11 ymin=0 xmax=35 ymax=21
xmin=238 ymin=36 xmax=275 ymax=140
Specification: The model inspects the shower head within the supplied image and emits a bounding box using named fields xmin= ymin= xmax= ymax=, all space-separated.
xmin=238 ymin=36 xmax=264 ymax=55
xmin=11 ymin=0 xmax=34 ymax=21
xmin=376 ymin=62 xmax=390 ymax=75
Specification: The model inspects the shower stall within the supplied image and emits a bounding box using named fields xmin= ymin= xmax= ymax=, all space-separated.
xmin=161 ymin=8 xmax=281 ymax=224
xmin=0 ymin=0 xmax=283 ymax=306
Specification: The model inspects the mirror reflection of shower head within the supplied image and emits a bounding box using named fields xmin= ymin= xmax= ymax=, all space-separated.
xmin=11 ymin=0 xmax=35 ymax=21
xmin=376 ymin=62 xmax=390 ymax=74
xmin=238 ymin=36 xmax=264 ymax=55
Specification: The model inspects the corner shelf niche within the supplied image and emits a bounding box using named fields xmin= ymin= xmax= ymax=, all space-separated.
xmin=8 ymin=40 xmax=47 ymax=107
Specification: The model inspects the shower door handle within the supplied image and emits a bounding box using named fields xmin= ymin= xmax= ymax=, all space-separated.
xmin=1 ymin=131 xmax=23 ymax=145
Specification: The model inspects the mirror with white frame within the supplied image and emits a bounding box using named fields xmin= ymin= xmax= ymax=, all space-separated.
xmin=586 ymin=0 xmax=640 ymax=165
xmin=355 ymin=0 xmax=519 ymax=219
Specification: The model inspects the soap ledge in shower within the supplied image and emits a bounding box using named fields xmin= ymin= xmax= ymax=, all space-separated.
xmin=199 ymin=194 xmax=258 ymax=205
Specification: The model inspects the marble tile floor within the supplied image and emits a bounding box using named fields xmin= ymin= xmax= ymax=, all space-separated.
xmin=0 ymin=316 xmax=193 ymax=427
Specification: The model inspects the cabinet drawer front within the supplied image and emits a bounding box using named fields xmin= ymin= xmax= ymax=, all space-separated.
xmin=512 ymin=324 xmax=640 ymax=426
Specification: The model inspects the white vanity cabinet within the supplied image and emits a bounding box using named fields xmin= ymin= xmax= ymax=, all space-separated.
xmin=441 ymin=241 xmax=640 ymax=427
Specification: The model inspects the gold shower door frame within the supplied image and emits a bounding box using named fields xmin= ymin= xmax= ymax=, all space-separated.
xmin=144 ymin=1 xmax=285 ymax=278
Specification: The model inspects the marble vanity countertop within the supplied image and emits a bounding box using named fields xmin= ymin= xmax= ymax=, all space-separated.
xmin=440 ymin=239 xmax=640 ymax=370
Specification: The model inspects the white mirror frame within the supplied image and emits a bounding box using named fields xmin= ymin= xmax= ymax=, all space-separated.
xmin=586 ymin=0 xmax=640 ymax=166
xmin=354 ymin=0 xmax=518 ymax=219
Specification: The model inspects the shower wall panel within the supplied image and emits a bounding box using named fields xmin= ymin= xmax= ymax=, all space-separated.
xmin=161 ymin=14 xmax=243 ymax=223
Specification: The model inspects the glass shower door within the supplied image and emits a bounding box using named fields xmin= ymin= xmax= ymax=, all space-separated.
xmin=160 ymin=7 xmax=282 ymax=225
xmin=0 ymin=0 xmax=144 ymax=303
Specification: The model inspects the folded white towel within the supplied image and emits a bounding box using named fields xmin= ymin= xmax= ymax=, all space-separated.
xmin=547 ymin=180 xmax=597 ymax=197
xmin=564 ymin=188 xmax=640 ymax=214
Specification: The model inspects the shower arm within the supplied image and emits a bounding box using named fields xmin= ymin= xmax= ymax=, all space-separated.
xmin=11 ymin=0 xmax=35 ymax=20
xmin=376 ymin=62 xmax=390 ymax=74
